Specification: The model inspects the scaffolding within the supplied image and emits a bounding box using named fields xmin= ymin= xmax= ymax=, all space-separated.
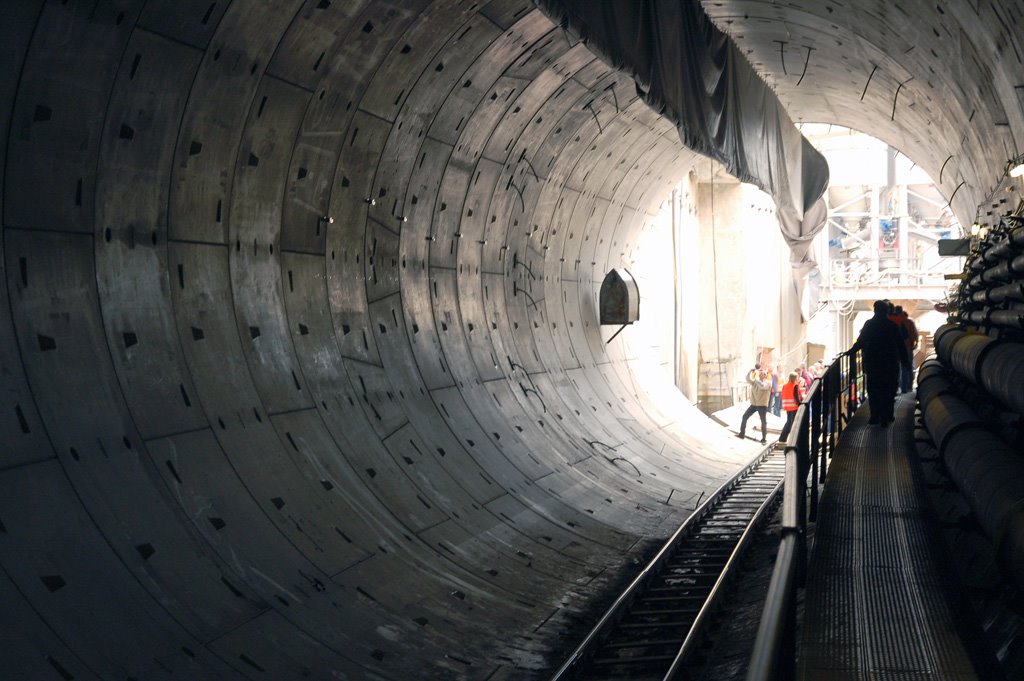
xmin=820 ymin=176 xmax=963 ymax=309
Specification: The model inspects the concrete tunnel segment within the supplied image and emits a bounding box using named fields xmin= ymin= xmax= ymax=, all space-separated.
xmin=0 ymin=1 xmax=758 ymax=679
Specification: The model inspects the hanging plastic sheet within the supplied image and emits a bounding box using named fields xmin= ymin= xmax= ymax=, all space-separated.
xmin=536 ymin=0 xmax=830 ymax=282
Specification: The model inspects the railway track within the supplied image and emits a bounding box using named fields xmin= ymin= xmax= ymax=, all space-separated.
xmin=552 ymin=448 xmax=787 ymax=680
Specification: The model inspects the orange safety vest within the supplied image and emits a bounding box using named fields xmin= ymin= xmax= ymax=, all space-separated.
xmin=781 ymin=382 xmax=799 ymax=411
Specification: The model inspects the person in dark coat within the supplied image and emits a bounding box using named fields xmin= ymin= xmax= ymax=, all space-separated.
xmin=848 ymin=300 xmax=910 ymax=425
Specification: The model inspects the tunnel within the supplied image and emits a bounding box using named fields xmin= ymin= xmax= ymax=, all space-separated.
xmin=1 ymin=1 xmax=1021 ymax=680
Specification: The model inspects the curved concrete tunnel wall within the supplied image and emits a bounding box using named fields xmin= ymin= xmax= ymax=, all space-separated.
xmin=0 ymin=2 xmax=756 ymax=680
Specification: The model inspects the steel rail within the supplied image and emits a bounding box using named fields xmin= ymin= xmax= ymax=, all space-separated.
xmin=549 ymin=443 xmax=776 ymax=681
xmin=663 ymin=471 xmax=785 ymax=679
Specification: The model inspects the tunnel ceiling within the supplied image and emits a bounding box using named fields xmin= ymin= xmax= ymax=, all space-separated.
xmin=0 ymin=1 xmax=1019 ymax=680
xmin=703 ymin=0 xmax=1024 ymax=226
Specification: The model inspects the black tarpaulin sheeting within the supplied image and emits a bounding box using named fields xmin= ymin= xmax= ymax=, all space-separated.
xmin=535 ymin=0 xmax=830 ymax=276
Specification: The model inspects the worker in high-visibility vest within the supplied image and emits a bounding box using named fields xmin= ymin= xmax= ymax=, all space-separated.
xmin=779 ymin=371 xmax=801 ymax=443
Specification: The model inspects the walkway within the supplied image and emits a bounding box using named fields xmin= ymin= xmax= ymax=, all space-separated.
xmin=798 ymin=394 xmax=985 ymax=680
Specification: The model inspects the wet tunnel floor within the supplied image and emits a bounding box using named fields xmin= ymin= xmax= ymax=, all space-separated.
xmin=799 ymin=394 xmax=986 ymax=680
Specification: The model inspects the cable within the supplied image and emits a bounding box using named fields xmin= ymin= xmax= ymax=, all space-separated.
xmin=709 ymin=160 xmax=728 ymax=401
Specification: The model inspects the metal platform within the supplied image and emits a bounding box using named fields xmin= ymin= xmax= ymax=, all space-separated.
xmin=799 ymin=394 xmax=982 ymax=680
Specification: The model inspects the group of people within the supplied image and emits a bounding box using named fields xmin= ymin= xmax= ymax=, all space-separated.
xmin=736 ymin=299 xmax=918 ymax=442
xmin=847 ymin=299 xmax=917 ymax=425
xmin=890 ymin=304 xmax=919 ymax=393
xmin=736 ymin=361 xmax=822 ymax=443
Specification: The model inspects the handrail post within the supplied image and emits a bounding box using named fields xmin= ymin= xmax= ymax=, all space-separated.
xmin=795 ymin=411 xmax=809 ymax=588
xmin=775 ymin=534 xmax=798 ymax=681
xmin=836 ymin=358 xmax=843 ymax=440
xmin=844 ymin=351 xmax=851 ymax=433
xmin=820 ymin=367 xmax=830 ymax=483
xmin=809 ymin=382 xmax=821 ymax=522
xmin=847 ymin=352 xmax=859 ymax=420
xmin=781 ymin=572 xmax=796 ymax=681
xmin=835 ymin=356 xmax=844 ymax=438
xmin=745 ymin=535 xmax=798 ymax=681
xmin=855 ymin=351 xmax=864 ymax=416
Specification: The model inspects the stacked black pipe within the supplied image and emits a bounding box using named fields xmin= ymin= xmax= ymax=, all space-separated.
xmin=917 ymin=230 xmax=1024 ymax=590
xmin=960 ymin=213 xmax=1024 ymax=337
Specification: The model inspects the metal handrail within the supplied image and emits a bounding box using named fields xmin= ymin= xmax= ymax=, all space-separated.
xmin=663 ymin=473 xmax=785 ymax=679
xmin=549 ymin=443 xmax=776 ymax=681
xmin=747 ymin=532 xmax=799 ymax=677
xmin=746 ymin=350 xmax=861 ymax=681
